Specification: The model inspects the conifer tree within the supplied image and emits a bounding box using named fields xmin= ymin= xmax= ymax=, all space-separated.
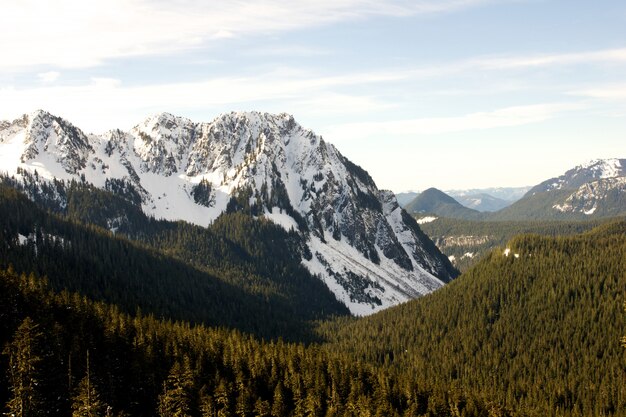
xmin=270 ymin=382 xmax=287 ymax=417
xmin=2 ymin=317 xmax=44 ymax=417
xmin=157 ymin=359 xmax=194 ymax=417
xmin=72 ymin=352 xmax=109 ymax=417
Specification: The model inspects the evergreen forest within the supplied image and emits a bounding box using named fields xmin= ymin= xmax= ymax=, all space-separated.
xmin=1 ymin=181 xmax=625 ymax=416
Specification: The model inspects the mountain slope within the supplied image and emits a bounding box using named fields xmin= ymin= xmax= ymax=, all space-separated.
xmin=0 ymin=110 xmax=457 ymax=314
xmin=0 ymin=184 xmax=349 ymax=340
xmin=419 ymin=216 xmax=615 ymax=271
xmin=404 ymin=187 xmax=484 ymax=220
xmin=320 ymin=221 xmax=626 ymax=416
xmin=493 ymin=158 xmax=626 ymax=220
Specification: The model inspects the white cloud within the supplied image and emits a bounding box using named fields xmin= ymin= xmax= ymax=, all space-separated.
xmin=470 ymin=48 xmax=626 ymax=70
xmin=0 ymin=72 xmax=396 ymax=132
xmin=323 ymin=102 xmax=585 ymax=139
xmin=570 ymin=84 xmax=626 ymax=100
xmin=0 ymin=0 xmax=493 ymax=71
xmin=37 ymin=71 xmax=60 ymax=83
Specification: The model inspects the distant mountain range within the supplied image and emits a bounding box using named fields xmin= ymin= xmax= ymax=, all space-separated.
xmin=398 ymin=186 xmax=529 ymax=213
xmin=404 ymin=188 xmax=483 ymax=220
xmin=402 ymin=158 xmax=625 ymax=221
xmin=0 ymin=110 xmax=456 ymax=315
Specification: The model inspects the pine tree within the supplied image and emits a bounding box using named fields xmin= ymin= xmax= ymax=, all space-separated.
xmin=270 ymin=382 xmax=287 ymax=417
xmin=157 ymin=360 xmax=194 ymax=417
xmin=2 ymin=317 xmax=44 ymax=417
xmin=72 ymin=351 xmax=109 ymax=417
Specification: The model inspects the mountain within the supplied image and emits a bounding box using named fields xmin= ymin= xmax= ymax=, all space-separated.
xmin=404 ymin=187 xmax=484 ymax=220
xmin=0 ymin=184 xmax=350 ymax=341
xmin=446 ymin=186 xmax=531 ymax=203
xmin=398 ymin=187 xmax=529 ymax=212
xmin=448 ymin=192 xmax=511 ymax=212
xmin=445 ymin=187 xmax=531 ymax=212
xmin=0 ymin=110 xmax=456 ymax=315
xmin=493 ymin=158 xmax=626 ymax=220
xmin=321 ymin=221 xmax=626 ymax=415
xmin=395 ymin=191 xmax=419 ymax=206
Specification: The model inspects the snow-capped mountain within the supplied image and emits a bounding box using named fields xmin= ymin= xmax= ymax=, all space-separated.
xmin=494 ymin=158 xmax=626 ymax=219
xmin=0 ymin=110 xmax=457 ymax=315
xmin=529 ymin=159 xmax=626 ymax=194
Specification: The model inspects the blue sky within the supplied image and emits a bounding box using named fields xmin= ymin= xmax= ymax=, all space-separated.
xmin=1 ymin=0 xmax=626 ymax=191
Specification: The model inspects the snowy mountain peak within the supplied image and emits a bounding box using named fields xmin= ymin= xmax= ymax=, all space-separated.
xmin=576 ymin=158 xmax=624 ymax=179
xmin=0 ymin=110 xmax=457 ymax=315
xmin=531 ymin=158 xmax=626 ymax=194
xmin=6 ymin=110 xmax=94 ymax=175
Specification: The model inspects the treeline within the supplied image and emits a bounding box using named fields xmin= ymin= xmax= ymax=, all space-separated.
xmin=0 ymin=266 xmax=505 ymax=417
xmin=319 ymin=221 xmax=626 ymax=416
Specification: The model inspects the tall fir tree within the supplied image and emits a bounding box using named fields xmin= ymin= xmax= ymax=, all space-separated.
xmin=72 ymin=351 xmax=109 ymax=417
xmin=157 ymin=359 xmax=194 ymax=417
xmin=2 ymin=317 xmax=44 ymax=417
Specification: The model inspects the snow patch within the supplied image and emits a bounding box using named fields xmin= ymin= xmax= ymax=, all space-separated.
xmin=18 ymin=234 xmax=29 ymax=245
xmin=263 ymin=207 xmax=299 ymax=231
xmin=301 ymin=235 xmax=444 ymax=316
xmin=416 ymin=216 xmax=438 ymax=224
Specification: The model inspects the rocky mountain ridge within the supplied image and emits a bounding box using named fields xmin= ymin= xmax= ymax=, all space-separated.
xmin=0 ymin=110 xmax=457 ymax=315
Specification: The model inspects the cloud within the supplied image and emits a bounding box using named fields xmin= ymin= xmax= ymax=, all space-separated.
xmin=37 ymin=71 xmax=61 ymax=83
xmin=0 ymin=72 xmax=396 ymax=132
xmin=323 ymin=102 xmax=585 ymax=139
xmin=570 ymin=84 xmax=626 ymax=100
xmin=469 ymin=48 xmax=626 ymax=70
xmin=0 ymin=0 xmax=493 ymax=71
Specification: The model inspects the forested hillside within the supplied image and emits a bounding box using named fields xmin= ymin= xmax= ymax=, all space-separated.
xmin=2 ymin=219 xmax=624 ymax=416
xmin=0 ymin=265 xmax=503 ymax=417
xmin=0 ymin=184 xmax=348 ymax=341
xmin=320 ymin=221 xmax=626 ymax=416
xmin=2 ymin=175 xmax=625 ymax=416
xmin=419 ymin=216 xmax=617 ymax=271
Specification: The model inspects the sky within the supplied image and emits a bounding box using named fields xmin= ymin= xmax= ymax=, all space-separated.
xmin=1 ymin=0 xmax=626 ymax=192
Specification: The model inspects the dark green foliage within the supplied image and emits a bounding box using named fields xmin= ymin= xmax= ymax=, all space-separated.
xmin=72 ymin=374 xmax=109 ymax=417
xmin=0 ymin=184 xmax=348 ymax=342
xmin=2 ymin=169 xmax=625 ymax=416
xmin=3 ymin=171 xmax=150 ymax=235
xmin=320 ymin=222 xmax=626 ymax=416
xmin=157 ymin=360 xmax=194 ymax=417
xmin=420 ymin=216 xmax=619 ymax=271
xmin=191 ymin=179 xmax=214 ymax=208
xmin=104 ymin=178 xmax=144 ymax=207
xmin=0 ymin=267 xmax=498 ymax=417
xmin=3 ymin=317 xmax=45 ymax=417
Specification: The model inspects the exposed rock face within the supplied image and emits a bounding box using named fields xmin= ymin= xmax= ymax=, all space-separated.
xmin=0 ymin=110 xmax=457 ymax=315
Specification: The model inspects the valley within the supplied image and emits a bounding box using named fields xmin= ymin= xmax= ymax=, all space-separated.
xmin=0 ymin=110 xmax=625 ymax=416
